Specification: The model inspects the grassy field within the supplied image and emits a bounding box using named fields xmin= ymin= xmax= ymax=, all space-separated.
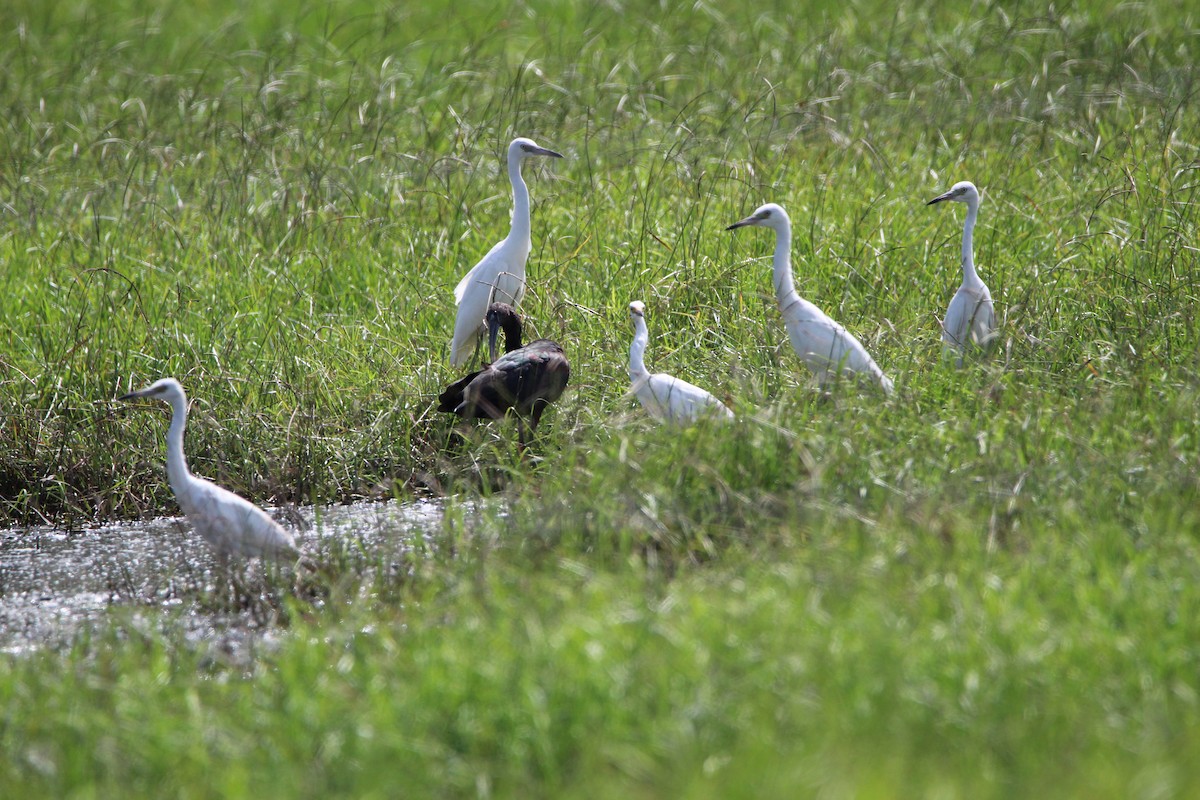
xmin=2 ymin=0 xmax=1200 ymax=795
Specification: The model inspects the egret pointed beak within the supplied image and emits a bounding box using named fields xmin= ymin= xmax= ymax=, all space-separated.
xmin=487 ymin=314 xmax=502 ymax=362
xmin=725 ymin=216 xmax=757 ymax=231
xmin=118 ymin=392 xmax=137 ymax=401
xmin=927 ymin=191 xmax=953 ymax=205
xmin=530 ymin=146 xmax=564 ymax=159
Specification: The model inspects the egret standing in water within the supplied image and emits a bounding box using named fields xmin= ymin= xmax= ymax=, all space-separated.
xmin=439 ymin=303 xmax=570 ymax=446
xmin=119 ymin=378 xmax=305 ymax=565
xmin=726 ymin=203 xmax=894 ymax=394
xmin=927 ymin=180 xmax=995 ymax=365
xmin=628 ymin=301 xmax=734 ymax=423
xmin=450 ymin=137 xmax=564 ymax=367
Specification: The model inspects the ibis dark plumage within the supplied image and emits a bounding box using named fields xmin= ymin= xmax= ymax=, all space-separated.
xmin=438 ymin=303 xmax=570 ymax=445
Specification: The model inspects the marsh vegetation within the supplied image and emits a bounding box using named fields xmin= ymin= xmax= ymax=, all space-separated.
xmin=2 ymin=0 xmax=1199 ymax=796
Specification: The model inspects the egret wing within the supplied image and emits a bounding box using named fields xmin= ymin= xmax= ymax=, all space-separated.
xmin=454 ymin=239 xmax=506 ymax=304
xmin=185 ymin=478 xmax=299 ymax=561
xmin=642 ymin=374 xmax=731 ymax=423
xmin=943 ymin=288 xmax=972 ymax=349
xmin=781 ymin=299 xmax=854 ymax=368
xmin=944 ymin=285 xmax=995 ymax=350
xmin=973 ymin=290 xmax=997 ymax=346
xmin=451 ymin=245 xmax=529 ymax=366
xmin=450 ymin=269 xmax=496 ymax=367
xmin=781 ymin=296 xmax=890 ymax=390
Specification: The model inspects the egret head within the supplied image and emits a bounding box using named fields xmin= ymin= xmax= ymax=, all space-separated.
xmin=629 ymin=300 xmax=646 ymax=324
xmin=927 ymin=181 xmax=979 ymax=206
xmin=725 ymin=202 xmax=790 ymax=232
xmin=120 ymin=377 xmax=185 ymax=403
xmin=485 ymin=302 xmax=522 ymax=361
xmin=509 ymin=137 xmax=564 ymax=161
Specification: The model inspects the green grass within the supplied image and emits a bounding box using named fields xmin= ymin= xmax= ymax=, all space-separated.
xmin=2 ymin=0 xmax=1200 ymax=795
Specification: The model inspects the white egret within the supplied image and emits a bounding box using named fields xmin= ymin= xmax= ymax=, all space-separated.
xmin=726 ymin=203 xmax=894 ymax=394
xmin=927 ymin=180 xmax=995 ymax=365
xmin=628 ymin=301 xmax=734 ymax=424
xmin=119 ymin=378 xmax=304 ymax=565
xmin=450 ymin=136 xmax=564 ymax=367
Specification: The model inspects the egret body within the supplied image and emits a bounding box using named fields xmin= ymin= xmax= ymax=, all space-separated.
xmin=726 ymin=203 xmax=894 ymax=394
xmin=439 ymin=303 xmax=570 ymax=445
xmin=927 ymin=181 xmax=995 ymax=364
xmin=628 ymin=301 xmax=734 ymax=423
xmin=120 ymin=378 xmax=302 ymax=564
xmin=450 ymin=137 xmax=563 ymax=367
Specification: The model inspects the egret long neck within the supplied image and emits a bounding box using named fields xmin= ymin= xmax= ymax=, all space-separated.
xmin=508 ymin=153 xmax=531 ymax=242
xmin=960 ymin=200 xmax=982 ymax=287
xmin=164 ymin=392 xmax=192 ymax=496
xmin=771 ymin=223 xmax=798 ymax=306
xmin=629 ymin=318 xmax=651 ymax=380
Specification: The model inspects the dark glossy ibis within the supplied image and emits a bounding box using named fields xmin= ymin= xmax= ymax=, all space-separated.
xmin=438 ymin=303 xmax=570 ymax=445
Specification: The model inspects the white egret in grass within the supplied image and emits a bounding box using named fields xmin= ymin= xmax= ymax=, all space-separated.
xmin=628 ymin=300 xmax=734 ymax=424
xmin=120 ymin=378 xmax=305 ymax=565
xmin=439 ymin=303 xmax=571 ymax=446
xmin=726 ymin=203 xmax=894 ymax=394
xmin=450 ymin=137 xmax=564 ymax=367
xmin=927 ymin=181 xmax=995 ymax=365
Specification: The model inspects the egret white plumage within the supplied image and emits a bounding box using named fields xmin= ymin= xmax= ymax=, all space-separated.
xmin=726 ymin=203 xmax=894 ymax=394
xmin=439 ymin=303 xmax=571 ymax=446
xmin=450 ymin=137 xmax=563 ymax=367
xmin=927 ymin=180 xmax=995 ymax=365
xmin=628 ymin=301 xmax=734 ymax=424
xmin=119 ymin=378 xmax=304 ymax=565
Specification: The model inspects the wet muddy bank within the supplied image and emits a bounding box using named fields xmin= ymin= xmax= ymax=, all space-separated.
xmin=0 ymin=499 xmax=447 ymax=658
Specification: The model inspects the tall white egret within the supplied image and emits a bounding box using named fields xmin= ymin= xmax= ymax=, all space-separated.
xmin=628 ymin=301 xmax=734 ymax=424
xmin=450 ymin=137 xmax=564 ymax=367
xmin=927 ymin=181 xmax=995 ymax=365
xmin=119 ymin=378 xmax=305 ymax=565
xmin=439 ymin=303 xmax=570 ymax=446
xmin=726 ymin=203 xmax=894 ymax=394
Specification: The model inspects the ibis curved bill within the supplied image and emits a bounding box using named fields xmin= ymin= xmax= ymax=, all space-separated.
xmin=119 ymin=378 xmax=305 ymax=565
xmin=628 ymin=300 xmax=734 ymax=424
xmin=726 ymin=203 xmax=894 ymax=394
xmin=450 ymin=137 xmax=563 ymax=367
xmin=927 ymin=180 xmax=996 ymax=365
xmin=439 ymin=303 xmax=570 ymax=445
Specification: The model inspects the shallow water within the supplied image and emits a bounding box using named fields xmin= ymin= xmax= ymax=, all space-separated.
xmin=0 ymin=499 xmax=445 ymax=658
